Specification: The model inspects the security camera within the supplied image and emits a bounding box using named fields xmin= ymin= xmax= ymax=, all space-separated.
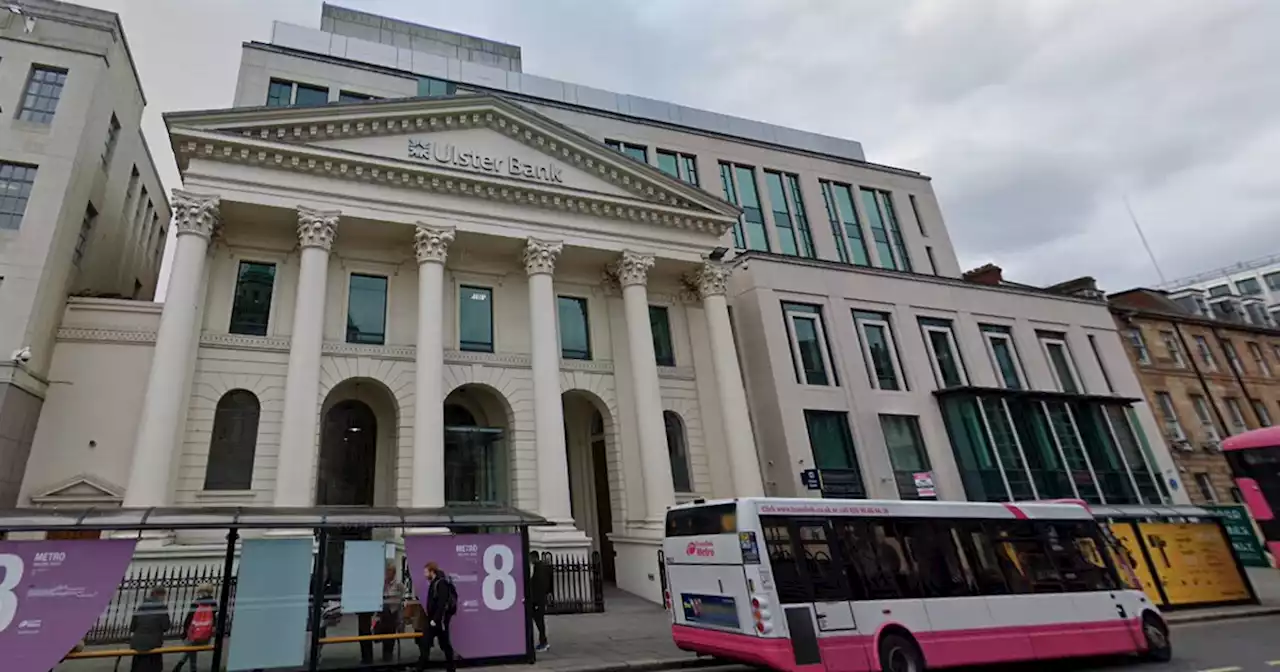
xmin=10 ymin=346 xmax=31 ymax=364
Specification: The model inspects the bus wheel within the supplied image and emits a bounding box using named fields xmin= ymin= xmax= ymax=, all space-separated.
xmin=1141 ymin=613 xmax=1172 ymax=663
xmin=878 ymin=633 xmax=925 ymax=672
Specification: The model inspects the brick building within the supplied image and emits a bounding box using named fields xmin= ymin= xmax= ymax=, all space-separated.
xmin=1110 ymin=288 xmax=1280 ymax=504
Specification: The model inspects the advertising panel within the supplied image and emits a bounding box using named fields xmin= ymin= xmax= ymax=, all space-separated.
xmin=680 ymin=593 xmax=740 ymax=630
xmin=227 ymin=538 xmax=314 ymax=671
xmin=1204 ymin=505 xmax=1270 ymax=567
xmin=404 ymin=533 xmax=527 ymax=659
xmin=1137 ymin=521 xmax=1252 ymax=606
xmin=0 ymin=539 xmax=136 ymax=672
xmin=1105 ymin=523 xmax=1162 ymax=603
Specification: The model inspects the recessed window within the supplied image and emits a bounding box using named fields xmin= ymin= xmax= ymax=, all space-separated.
xmin=860 ymin=188 xmax=912 ymax=271
xmin=18 ymin=65 xmax=67 ymax=123
xmin=763 ymin=170 xmax=815 ymax=258
xmin=266 ymin=79 xmax=292 ymax=107
xmin=1087 ymin=334 xmax=1115 ymax=394
xmin=102 ymin=114 xmax=121 ymax=165
xmin=1038 ymin=332 xmax=1081 ymax=394
xmin=417 ymin=76 xmax=457 ymax=97
xmin=557 ymin=296 xmax=592 ymax=360
xmin=924 ymin=246 xmax=938 ymax=275
xmin=294 ymin=83 xmax=328 ymax=106
xmin=1189 ymin=394 xmax=1219 ymax=440
xmin=650 ymin=305 xmax=675 ymax=366
xmin=908 ymin=194 xmax=927 ymax=237
xmin=919 ymin=317 xmax=965 ymax=389
xmin=0 ymin=162 xmax=38 ymax=230
xmin=803 ymin=410 xmax=865 ymax=498
xmin=346 ymin=274 xmax=388 ymax=345
xmin=655 ymin=149 xmax=699 ymax=186
xmin=1251 ymin=399 xmax=1272 ymax=427
xmin=204 ymin=390 xmax=261 ymax=491
xmin=1194 ymin=472 xmax=1219 ymax=504
xmin=880 ymin=415 xmax=934 ymax=499
xmin=1265 ymin=272 xmax=1280 ymax=292
xmin=459 ymin=285 xmax=494 ymax=353
xmin=1159 ymin=330 xmax=1185 ymax=368
xmin=782 ymin=302 xmax=835 ymax=386
xmin=1126 ymin=328 xmax=1151 ymax=364
xmin=1194 ymin=335 xmax=1219 ymax=371
xmin=1224 ymin=397 xmax=1248 ymax=432
xmin=73 ymin=203 xmax=97 ymax=266
xmin=819 ymin=180 xmax=870 ymax=266
xmin=338 ymin=90 xmax=377 ymax=103
xmin=229 ymin=261 xmax=276 ymax=336
xmin=664 ymin=411 xmax=693 ymax=493
xmin=719 ymin=162 xmax=770 ymax=252
xmin=1222 ymin=339 xmax=1244 ymax=375
xmin=1247 ymin=342 xmax=1272 ymax=377
xmin=1236 ymin=277 xmax=1263 ymax=296
xmin=266 ymin=78 xmax=329 ymax=107
xmin=1207 ymin=284 xmax=1231 ymax=298
xmin=854 ymin=310 xmax=906 ymax=391
xmin=1154 ymin=391 xmax=1185 ymax=440
xmin=605 ymin=139 xmax=648 ymax=163
xmin=980 ymin=324 xmax=1025 ymax=390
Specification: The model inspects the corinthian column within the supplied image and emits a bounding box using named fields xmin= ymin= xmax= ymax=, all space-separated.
xmin=412 ymin=224 xmax=454 ymax=507
xmin=694 ymin=261 xmax=764 ymax=496
xmin=273 ymin=207 xmax=339 ymax=507
xmin=524 ymin=238 xmax=573 ymax=524
xmin=614 ymin=251 xmax=676 ymax=520
xmin=123 ymin=190 xmax=220 ymax=507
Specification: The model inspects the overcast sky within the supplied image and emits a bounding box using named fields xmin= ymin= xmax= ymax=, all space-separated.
xmin=82 ymin=0 xmax=1280 ymax=293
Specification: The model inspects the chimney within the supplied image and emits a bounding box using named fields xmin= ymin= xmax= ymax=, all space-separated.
xmin=963 ymin=263 xmax=1003 ymax=286
xmin=1047 ymin=276 xmax=1105 ymax=301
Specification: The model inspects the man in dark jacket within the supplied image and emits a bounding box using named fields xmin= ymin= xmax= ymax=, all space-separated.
xmin=129 ymin=586 xmax=172 ymax=672
xmin=528 ymin=551 xmax=553 ymax=651
xmin=414 ymin=562 xmax=457 ymax=672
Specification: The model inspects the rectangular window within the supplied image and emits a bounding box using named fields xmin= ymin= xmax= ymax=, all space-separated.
xmin=1207 ymin=284 xmax=1231 ymax=298
xmin=102 ymin=114 xmax=121 ymax=165
xmin=417 ymin=76 xmax=457 ymax=97
xmin=338 ymin=90 xmax=376 ymax=103
xmin=1087 ymin=334 xmax=1115 ymax=394
xmin=820 ymin=180 xmax=870 ymax=266
xmin=649 ymin=305 xmax=676 ymax=366
xmin=346 ymin=274 xmax=388 ymax=345
xmin=1265 ymin=272 xmax=1280 ymax=292
xmin=73 ymin=203 xmax=97 ymax=266
xmin=1038 ymin=332 xmax=1081 ymax=394
xmin=267 ymin=79 xmax=328 ymax=107
xmin=908 ymin=194 xmax=927 ymax=236
xmin=924 ymin=247 xmax=938 ymax=275
xmin=1126 ymin=328 xmax=1151 ymax=364
xmin=718 ymin=162 xmax=769 ymax=252
xmin=18 ymin=65 xmax=67 ymax=123
xmin=981 ymin=324 xmax=1024 ymax=390
xmin=919 ymin=318 xmax=966 ymax=388
xmin=0 ymin=162 xmax=38 ymax=230
xmin=1189 ymin=394 xmax=1219 ymax=440
xmin=880 ymin=415 xmax=934 ymax=499
xmin=1159 ymin=330 xmax=1185 ymax=368
xmin=266 ymin=79 xmax=292 ymax=107
xmin=855 ymin=310 xmax=906 ymax=391
xmin=1225 ymin=397 xmax=1248 ymax=431
xmin=1222 ymin=339 xmax=1244 ymax=375
xmin=1155 ymin=391 xmax=1184 ymax=440
xmin=763 ymin=170 xmax=815 ymax=258
xmin=294 ymin=83 xmax=329 ymax=107
xmin=1194 ymin=335 xmax=1219 ymax=371
xmin=860 ymin=188 xmax=912 ymax=271
xmin=604 ymin=139 xmax=648 ymax=163
xmin=803 ymin=410 xmax=865 ymax=497
xmin=654 ymin=149 xmax=699 ymax=186
xmin=1252 ymin=399 xmax=1273 ymax=427
xmin=1236 ymin=277 xmax=1263 ymax=295
xmin=782 ymin=302 xmax=835 ymax=386
xmin=1248 ymin=342 xmax=1272 ymax=376
xmin=1194 ymin=472 xmax=1219 ymax=504
xmin=557 ymin=296 xmax=592 ymax=360
xmin=458 ymin=285 xmax=494 ymax=353
xmin=229 ymin=261 xmax=276 ymax=336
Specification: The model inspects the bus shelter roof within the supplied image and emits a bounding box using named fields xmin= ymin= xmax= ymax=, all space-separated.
xmin=1091 ymin=504 xmax=1220 ymax=520
xmin=0 ymin=505 xmax=547 ymax=532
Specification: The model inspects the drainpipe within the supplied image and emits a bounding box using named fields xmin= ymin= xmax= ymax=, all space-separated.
xmin=1211 ymin=327 xmax=1263 ymax=430
xmin=1170 ymin=321 xmax=1230 ymax=438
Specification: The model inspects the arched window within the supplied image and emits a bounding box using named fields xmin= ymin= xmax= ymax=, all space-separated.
xmin=664 ymin=411 xmax=693 ymax=493
xmin=204 ymin=390 xmax=261 ymax=491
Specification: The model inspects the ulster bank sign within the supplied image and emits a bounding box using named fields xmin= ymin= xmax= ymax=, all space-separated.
xmin=407 ymin=139 xmax=565 ymax=185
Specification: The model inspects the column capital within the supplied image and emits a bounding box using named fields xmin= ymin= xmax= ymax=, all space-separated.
xmin=297 ymin=206 xmax=340 ymax=250
xmin=611 ymin=250 xmax=655 ymax=288
xmin=414 ymin=224 xmax=455 ymax=265
xmin=523 ymin=238 xmax=563 ymax=276
xmin=691 ymin=260 xmax=732 ymax=298
xmin=170 ymin=190 xmax=221 ymax=240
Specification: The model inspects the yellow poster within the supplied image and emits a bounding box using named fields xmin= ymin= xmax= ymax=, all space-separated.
xmin=1106 ymin=523 xmax=1161 ymax=603
xmin=1137 ymin=522 xmax=1251 ymax=606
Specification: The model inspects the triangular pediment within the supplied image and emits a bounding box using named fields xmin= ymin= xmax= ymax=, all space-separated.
xmin=29 ymin=474 xmax=124 ymax=506
xmin=165 ymin=95 xmax=742 ymax=236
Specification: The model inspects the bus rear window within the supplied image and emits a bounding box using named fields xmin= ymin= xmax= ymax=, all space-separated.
xmin=666 ymin=504 xmax=737 ymax=536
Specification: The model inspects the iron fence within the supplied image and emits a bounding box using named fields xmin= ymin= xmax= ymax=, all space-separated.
xmin=84 ymin=563 xmax=237 ymax=645
xmin=542 ymin=550 xmax=604 ymax=614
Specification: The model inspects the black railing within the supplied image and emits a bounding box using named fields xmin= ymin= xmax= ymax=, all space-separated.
xmin=542 ymin=551 xmax=604 ymax=614
xmin=85 ymin=563 xmax=238 ymax=645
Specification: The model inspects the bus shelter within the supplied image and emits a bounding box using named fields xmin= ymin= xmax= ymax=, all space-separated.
xmin=1092 ymin=504 xmax=1258 ymax=610
xmin=0 ymin=505 xmax=546 ymax=672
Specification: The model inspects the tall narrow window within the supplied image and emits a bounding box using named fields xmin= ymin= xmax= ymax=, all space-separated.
xmin=762 ymin=171 xmax=815 ymax=258
xmin=720 ymin=162 xmax=770 ymax=251
xmin=908 ymin=194 xmax=927 ymax=236
xmin=919 ymin=318 xmax=966 ymax=388
xmin=1189 ymin=394 xmax=1220 ymax=441
xmin=664 ymin=411 xmax=693 ymax=493
xmin=803 ymin=410 xmax=865 ymax=498
xmin=880 ymin=415 xmax=934 ymax=499
xmin=1154 ymin=391 xmax=1185 ymax=440
xmin=73 ymin=203 xmax=97 ymax=266
xmin=1039 ymin=332 xmax=1081 ymax=394
xmin=1247 ymin=342 xmax=1272 ymax=376
xmin=558 ymin=296 xmax=592 ymax=360
xmin=782 ymin=302 xmax=835 ymax=386
xmin=1222 ymin=339 xmax=1244 ymax=375
xmin=1087 ymin=335 xmax=1115 ymax=394
xmin=820 ymin=180 xmax=870 ymax=266
xmin=1194 ymin=335 xmax=1219 ymax=371
xmin=204 ymin=390 xmax=261 ymax=491
xmin=860 ymin=188 xmax=911 ymax=271
xmin=1194 ymin=472 xmax=1219 ymax=504
xmin=1252 ymin=399 xmax=1273 ymax=427
xmin=346 ymin=274 xmax=388 ymax=345
xmin=18 ymin=66 xmax=67 ymax=123
xmin=459 ymin=285 xmax=494 ymax=352
xmin=1224 ymin=397 xmax=1248 ymax=432
xmin=605 ymin=139 xmax=648 ymax=163
xmin=655 ymin=149 xmax=699 ymax=186
xmin=0 ymin=162 xmax=38 ymax=230
xmin=102 ymin=114 xmax=121 ymax=165
xmin=981 ymin=324 xmax=1025 ymax=390
xmin=719 ymin=163 xmax=745 ymax=249
xmin=854 ymin=310 xmax=906 ymax=391
xmin=229 ymin=261 xmax=276 ymax=336
xmin=266 ymin=79 xmax=293 ymax=107
xmin=650 ymin=305 xmax=675 ymax=366
xmin=924 ymin=247 xmax=938 ymax=275
xmin=1159 ymin=331 xmax=1185 ymax=368
xmin=1127 ymin=329 xmax=1151 ymax=364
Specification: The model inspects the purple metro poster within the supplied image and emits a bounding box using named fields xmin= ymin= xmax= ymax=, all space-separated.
xmin=0 ymin=538 xmax=137 ymax=672
xmin=404 ymin=533 xmax=527 ymax=659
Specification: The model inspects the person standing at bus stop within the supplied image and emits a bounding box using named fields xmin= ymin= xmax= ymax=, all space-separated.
xmin=414 ymin=561 xmax=457 ymax=672
xmin=528 ymin=551 xmax=553 ymax=652
xmin=172 ymin=583 xmax=217 ymax=672
xmin=129 ymin=586 xmax=172 ymax=672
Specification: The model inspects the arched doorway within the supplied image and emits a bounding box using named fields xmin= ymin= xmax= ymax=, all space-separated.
xmin=563 ymin=390 xmax=617 ymax=583
xmin=443 ymin=384 xmax=511 ymax=507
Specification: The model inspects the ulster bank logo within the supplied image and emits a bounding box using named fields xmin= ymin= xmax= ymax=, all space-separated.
xmin=407 ymin=138 xmax=564 ymax=184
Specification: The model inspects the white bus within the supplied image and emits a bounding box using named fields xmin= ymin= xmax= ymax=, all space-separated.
xmin=662 ymin=497 xmax=1170 ymax=672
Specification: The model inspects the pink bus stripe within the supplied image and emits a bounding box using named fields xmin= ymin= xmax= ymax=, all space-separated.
xmin=1001 ymin=503 xmax=1029 ymax=519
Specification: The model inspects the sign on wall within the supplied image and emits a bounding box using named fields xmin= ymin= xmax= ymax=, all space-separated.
xmin=1106 ymin=523 xmax=1162 ymax=602
xmin=408 ymin=139 xmax=565 ymax=185
xmin=404 ymin=533 xmax=528 ymax=659
xmin=1138 ymin=521 xmax=1252 ymax=606
xmin=1204 ymin=505 xmax=1270 ymax=567
xmin=0 ymin=539 xmax=137 ymax=672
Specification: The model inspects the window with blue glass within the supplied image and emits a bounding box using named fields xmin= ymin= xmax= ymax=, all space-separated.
xmin=820 ymin=180 xmax=870 ymax=266
xmin=656 ymin=149 xmax=699 ymax=186
xmin=459 ymin=286 xmax=494 ymax=353
xmin=860 ymin=188 xmax=912 ymax=271
xmin=783 ymin=302 xmax=835 ymax=386
xmin=981 ymin=324 xmax=1025 ymax=390
xmin=650 ymin=305 xmax=675 ymax=366
xmin=558 ymin=296 xmax=592 ymax=360
xmin=266 ymin=80 xmax=292 ymax=107
xmin=418 ymin=77 xmax=458 ymax=97
xmin=605 ymin=140 xmax=648 ymax=163
xmin=266 ymin=79 xmax=328 ymax=107
xmin=720 ymin=162 xmax=770 ymax=252
xmin=229 ymin=261 xmax=276 ymax=336
xmin=346 ymin=274 xmax=388 ymax=345
xmin=764 ymin=170 xmax=815 ymax=258
xmin=294 ymin=83 xmax=329 ymax=107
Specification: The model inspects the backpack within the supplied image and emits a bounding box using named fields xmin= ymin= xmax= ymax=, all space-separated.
xmin=442 ymin=581 xmax=458 ymax=618
xmin=187 ymin=603 xmax=215 ymax=643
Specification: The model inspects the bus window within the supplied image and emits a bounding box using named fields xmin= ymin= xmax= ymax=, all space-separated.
xmin=760 ymin=516 xmax=809 ymax=604
xmin=666 ymin=503 xmax=737 ymax=536
xmin=896 ymin=521 xmax=974 ymax=598
xmin=1043 ymin=522 xmax=1118 ymax=592
xmin=954 ymin=522 xmax=1009 ymax=595
xmin=794 ymin=520 xmax=850 ymax=602
xmin=989 ymin=521 xmax=1063 ymax=594
xmin=833 ymin=519 xmax=900 ymax=601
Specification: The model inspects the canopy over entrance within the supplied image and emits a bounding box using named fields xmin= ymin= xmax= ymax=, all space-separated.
xmin=0 ymin=505 xmax=547 ymax=531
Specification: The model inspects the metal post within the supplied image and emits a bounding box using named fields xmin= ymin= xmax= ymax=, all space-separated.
xmin=209 ymin=527 xmax=238 ymax=672
xmin=307 ymin=528 xmax=329 ymax=672
xmin=521 ymin=525 xmax=534 ymax=661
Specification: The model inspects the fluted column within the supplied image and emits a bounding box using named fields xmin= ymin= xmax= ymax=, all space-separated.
xmin=273 ymin=207 xmax=339 ymax=507
xmin=615 ymin=250 xmax=676 ymax=520
xmin=524 ymin=238 xmax=573 ymax=524
xmin=412 ymin=224 xmax=455 ymax=508
xmin=123 ymin=190 xmax=220 ymax=507
xmin=695 ymin=261 xmax=764 ymax=496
